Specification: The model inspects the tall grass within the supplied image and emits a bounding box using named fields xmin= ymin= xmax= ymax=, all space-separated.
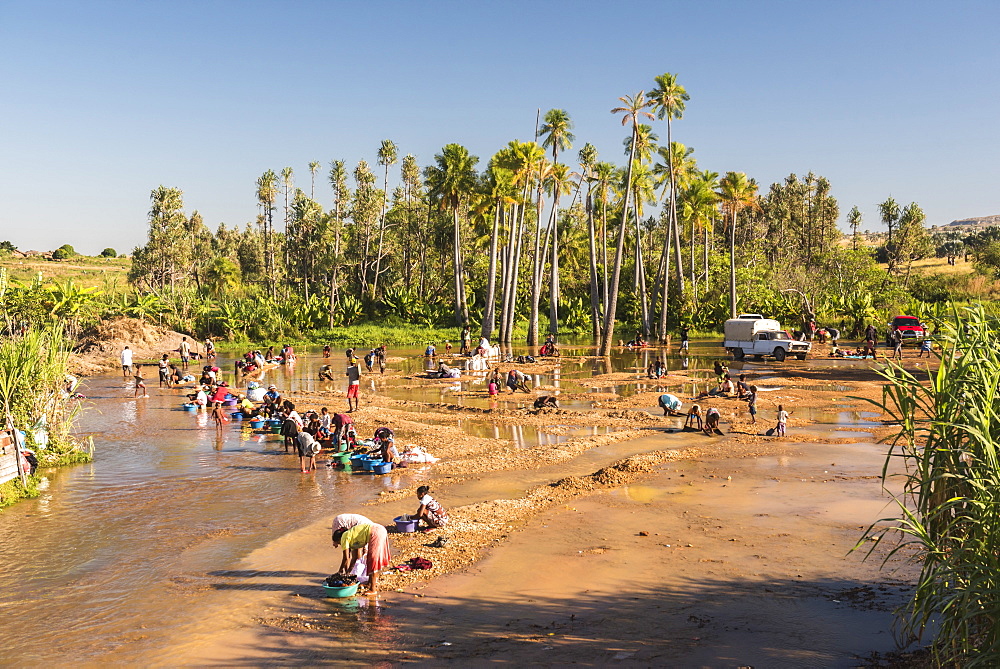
xmin=861 ymin=304 xmax=1000 ymax=666
xmin=0 ymin=323 xmax=90 ymax=467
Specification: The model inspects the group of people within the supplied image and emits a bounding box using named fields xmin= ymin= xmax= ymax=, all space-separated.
xmin=330 ymin=487 xmax=451 ymax=595
xmin=235 ymin=345 xmax=297 ymax=377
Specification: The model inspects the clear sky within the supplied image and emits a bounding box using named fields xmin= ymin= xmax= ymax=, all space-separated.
xmin=1 ymin=0 xmax=998 ymax=254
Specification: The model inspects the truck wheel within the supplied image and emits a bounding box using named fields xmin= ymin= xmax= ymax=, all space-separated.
xmin=733 ymin=348 xmax=745 ymax=361
xmin=773 ymin=347 xmax=787 ymax=362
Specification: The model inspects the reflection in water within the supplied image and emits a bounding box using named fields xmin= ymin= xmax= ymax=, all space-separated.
xmin=0 ymin=341 xmax=721 ymax=663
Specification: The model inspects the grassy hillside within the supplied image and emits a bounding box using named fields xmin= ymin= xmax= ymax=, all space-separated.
xmin=0 ymin=255 xmax=130 ymax=290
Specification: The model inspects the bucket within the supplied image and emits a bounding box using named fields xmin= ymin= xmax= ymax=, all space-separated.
xmin=322 ymin=582 xmax=359 ymax=598
xmin=394 ymin=515 xmax=418 ymax=533
xmin=270 ymin=425 xmax=282 ymax=435
xmin=249 ymin=419 xmax=264 ymax=429
xmin=182 ymin=403 xmax=198 ymax=412
xmin=231 ymin=412 xmax=243 ymax=421
xmin=333 ymin=452 xmax=351 ymax=464
xmin=373 ymin=462 xmax=393 ymax=475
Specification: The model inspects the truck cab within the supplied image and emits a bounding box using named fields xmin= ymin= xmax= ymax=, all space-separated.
xmin=887 ymin=315 xmax=926 ymax=346
xmin=723 ymin=314 xmax=812 ymax=362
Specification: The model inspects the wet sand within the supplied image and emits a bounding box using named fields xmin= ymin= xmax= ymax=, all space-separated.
xmin=21 ymin=341 xmax=931 ymax=665
xmin=160 ymin=347 xmax=929 ymax=666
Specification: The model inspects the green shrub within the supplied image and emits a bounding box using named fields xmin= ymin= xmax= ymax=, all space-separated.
xmin=100 ymin=248 xmax=117 ymax=258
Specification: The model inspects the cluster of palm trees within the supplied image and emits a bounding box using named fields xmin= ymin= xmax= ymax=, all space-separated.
xmin=130 ymin=71 xmax=887 ymax=346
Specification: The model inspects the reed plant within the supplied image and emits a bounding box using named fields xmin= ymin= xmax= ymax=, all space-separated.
xmin=0 ymin=323 xmax=90 ymax=466
xmin=861 ymin=304 xmax=1000 ymax=666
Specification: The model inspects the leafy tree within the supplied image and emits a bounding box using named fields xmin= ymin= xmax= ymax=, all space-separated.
xmin=424 ymin=143 xmax=479 ymax=326
xmin=100 ymin=248 xmax=117 ymax=258
xmin=202 ymin=257 xmax=242 ymax=297
xmin=52 ymin=248 xmax=70 ymax=260
xmin=718 ymin=172 xmax=760 ymax=318
xmin=0 ymin=241 xmax=17 ymax=253
xmin=128 ymin=186 xmax=189 ymax=290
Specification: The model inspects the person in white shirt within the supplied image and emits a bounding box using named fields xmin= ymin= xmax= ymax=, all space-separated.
xmin=120 ymin=346 xmax=133 ymax=380
xmin=776 ymin=405 xmax=789 ymax=437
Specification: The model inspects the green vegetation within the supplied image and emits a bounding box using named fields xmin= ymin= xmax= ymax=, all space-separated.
xmin=100 ymin=248 xmax=117 ymax=258
xmin=4 ymin=72 xmax=996 ymax=347
xmin=862 ymin=306 xmax=1000 ymax=666
xmin=0 ymin=474 xmax=40 ymax=509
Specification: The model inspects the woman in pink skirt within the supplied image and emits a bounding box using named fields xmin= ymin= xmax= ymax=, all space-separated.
xmin=332 ymin=514 xmax=391 ymax=594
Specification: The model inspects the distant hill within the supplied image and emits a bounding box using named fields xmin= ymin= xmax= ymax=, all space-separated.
xmin=940 ymin=214 xmax=1000 ymax=229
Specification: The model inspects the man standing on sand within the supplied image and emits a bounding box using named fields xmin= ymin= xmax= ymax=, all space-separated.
xmin=120 ymin=346 xmax=133 ymax=380
xmin=179 ymin=336 xmax=191 ymax=368
xmin=346 ymin=359 xmax=361 ymax=412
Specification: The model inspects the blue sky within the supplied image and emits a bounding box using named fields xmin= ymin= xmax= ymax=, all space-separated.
xmin=1 ymin=0 xmax=997 ymax=253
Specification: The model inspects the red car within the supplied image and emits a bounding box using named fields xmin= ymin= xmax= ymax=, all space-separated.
xmin=887 ymin=315 xmax=926 ymax=346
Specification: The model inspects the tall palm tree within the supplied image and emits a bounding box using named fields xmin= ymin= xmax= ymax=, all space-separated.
xmin=424 ymin=143 xmax=480 ymax=325
xmin=578 ymin=143 xmax=601 ymax=337
xmin=848 ymin=205 xmax=862 ymax=251
xmin=601 ymin=91 xmax=653 ymax=356
xmin=592 ymin=161 xmax=616 ymax=312
xmin=256 ymin=169 xmax=279 ymax=296
xmin=372 ymin=140 xmax=398 ymax=300
xmin=527 ymin=156 xmax=553 ymax=346
xmin=326 ymin=160 xmax=350 ymax=321
xmin=717 ymin=171 xmax=760 ymax=318
xmin=539 ymin=109 xmax=575 ymax=336
xmin=309 ymin=161 xmax=320 ymax=199
xmin=628 ymin=161 xmax=656 ymax=335
xmin=498 ymin=140 xmax=544 ymax=343
xmin=482 ymin=157 xmax=518 ymax=339
xmin=678 ymin=172 xmax=718 ymax=314
xmin=650 ymin=72 xmax=690 ymax=302
xmin=652 ymin=141 xmax=695 ymax=335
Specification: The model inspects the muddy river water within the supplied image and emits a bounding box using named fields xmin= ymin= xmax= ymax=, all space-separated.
xmin=0 ymin=342 xmax=883 ymax=663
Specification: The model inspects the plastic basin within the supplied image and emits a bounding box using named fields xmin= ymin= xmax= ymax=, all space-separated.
xmin=182 ymin=403 xmax=198 ymax=412
xmin=373 ymin=462 xmax=393 ymax=475
xmin=231 ymin=412 xmax=243 ymax=421
xmin=222 ymin=399 xmax=237 ymax=407
xmin=361 ymin=458 xmax=382 ymax=472
xmin=249 ymin=420 xmax=264 ymax=429
xmin=394 ymin=515 xmax=418 ymax=533
xmin=322 ymin=582 xmax=359 ymax=598
xmin=270 ymin=425 xmax=282 ymax=434
xmin=333 ymin=452 xmax=351 ymax=463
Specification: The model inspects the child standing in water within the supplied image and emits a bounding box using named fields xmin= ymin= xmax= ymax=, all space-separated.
xmin=133 ymin=364 xmax=148 ymax=398
xmin=211 ymin=401 xmax=228 ymax=431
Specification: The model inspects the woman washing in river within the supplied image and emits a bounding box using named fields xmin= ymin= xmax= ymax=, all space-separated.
xmin=331 ymin=514 xmax=392 ymax=594
xmin=412 ymin=485 xmax=450 ymax=529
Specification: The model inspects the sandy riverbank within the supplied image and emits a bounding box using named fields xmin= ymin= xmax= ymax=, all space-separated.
xmin=139 ymin=348 xmax=931 ymax=666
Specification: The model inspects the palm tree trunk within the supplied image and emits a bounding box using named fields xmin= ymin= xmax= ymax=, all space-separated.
xmin=599 ymin=131 xmax=637 ymax=356
xmin=548 ymin=191 xmax=560 ymax=336
xmin=453 ymin=207 xmax=465 ymax=325
xmin=506 ymin=201 xmax=527 ymax=341
xmin=690 ymin=219 xmax=697 ymax=309
xmin=729 ymin=212 xmax=737 ymax=318
xmin=527 ymin=185 xmax=544 ymax=345
xmin=658 ymin=217 xmax=672 ymax=339
xmin=667 ymin=121 xmax=685 ymax=296
xmin=586 ymin=189 xmax=601 ymax=338
xmin=482 ymin=203 xmax=501 ymax=338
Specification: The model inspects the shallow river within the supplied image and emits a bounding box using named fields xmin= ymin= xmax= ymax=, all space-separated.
xmin=0 ymin=340 xmax=831 ymax=661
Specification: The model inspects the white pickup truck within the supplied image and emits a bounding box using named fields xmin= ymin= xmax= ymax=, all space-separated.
xmin=723 ymin=314 xmax=812 ymax=362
